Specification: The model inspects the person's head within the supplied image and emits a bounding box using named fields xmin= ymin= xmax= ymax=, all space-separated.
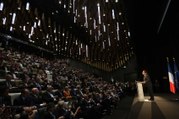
xmin=47 ymin=85 xmax=53 ymax=92
xmin=64 ymin=86 xmax=69 ymax=91
xmin=142 ymin=69 xmax=148 ymax=76
xmin=57 ymin=100 xmax=65 ymax=108
xmin=21 ymin=88 xmax=30 ymax=97
xmin=31 ymin=87 xmax=39 ymax=94
xmin=5 ymin=73 xmax=12 ymax=81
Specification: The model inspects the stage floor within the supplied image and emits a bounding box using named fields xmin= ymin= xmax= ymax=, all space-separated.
xmin=104 ymin=93 xmax=179 ymax=119
xmin=127 ymin=93 xmax=179 ymax=119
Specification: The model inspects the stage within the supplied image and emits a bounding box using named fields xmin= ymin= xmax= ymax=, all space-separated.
xmin=104 ymin=93 xmax=179 ymax=119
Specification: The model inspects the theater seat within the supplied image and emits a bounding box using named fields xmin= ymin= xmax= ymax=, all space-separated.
xmin=9 ymin=92 xmax=21 ymax=105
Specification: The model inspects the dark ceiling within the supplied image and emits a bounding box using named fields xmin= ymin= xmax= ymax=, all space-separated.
xmin=123 ymin=0 xmax=179 ymax=77
xmin=124 ymin=0 xmax=178 ymax=53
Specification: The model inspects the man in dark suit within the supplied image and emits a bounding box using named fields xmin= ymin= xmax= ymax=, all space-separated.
xmin=13 ymin=88 xmax=32 ymax=106
xmin=13 ymin=88 xmax=35 ymax=115
xmin=30 ymin=87 xmax=44 ymax=107
xmin=142 ymin=69 xmax=154 ymax=101
xmin=0 ymin=88 xmax=11 ymax=106
xmin=42 ymin=85 xmax=57 ymax=103
xmin=6 ymin=74 xmax=13 ymax=88
xmin=43 ymin=102 xmax=56 ymax=119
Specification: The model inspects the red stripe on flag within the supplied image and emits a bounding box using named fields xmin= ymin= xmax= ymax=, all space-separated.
xmin=170 ymin=82 xmax=176 ymax=94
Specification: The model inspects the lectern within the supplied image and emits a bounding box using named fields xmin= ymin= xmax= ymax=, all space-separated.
xmin=136 ymin=81 xmax=144 ymax=101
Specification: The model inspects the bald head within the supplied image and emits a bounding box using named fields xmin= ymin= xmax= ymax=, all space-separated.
xmin=31 ymin=87 xmax=39 ymax=94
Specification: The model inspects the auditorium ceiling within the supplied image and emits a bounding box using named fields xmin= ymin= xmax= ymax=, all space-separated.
xmin=0 ymin=0 xmax=135 ymax=72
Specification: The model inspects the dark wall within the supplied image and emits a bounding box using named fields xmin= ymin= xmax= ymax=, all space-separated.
xmin=69 ymin=60 xmax=111 ymax=81
xmin=110 ymin=55 xmax=138 ymax=82
xmin=69 ymin=55 xmax=138 ymax=82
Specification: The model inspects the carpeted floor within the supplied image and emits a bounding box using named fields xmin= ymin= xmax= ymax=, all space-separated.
xmin=103 ymin=94 xmax=135 ymax=119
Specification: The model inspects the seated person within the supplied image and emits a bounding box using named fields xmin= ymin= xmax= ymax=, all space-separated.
xmin=0 ymin=88 xmax=11 ymax=106
xmin=42 ymin=85 xmax=57 ymax=103
xmin=0 ymin=73 xmax=13 ymax=89
xmin=30 ymin=87 xmax=45 ymax=107
xmin=63 ymin=86 xmax=72 ymax=101
xmin=13 ymin=88 xmax=32 ymax=106
xmin=13 ymin=88 xmax=38 ymax=118
xmin=43 ymin=102 xmax=57 ymax=119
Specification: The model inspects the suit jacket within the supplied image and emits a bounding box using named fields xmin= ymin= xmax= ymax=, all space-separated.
xmin=0 ymin=95 xmax=11 ymax=106
xmin=43 ymin=111 xmax=56 ymax=119
xmin=42 ymin=91 xmax=56 ymax=103
xmin=13 ymin=95 xmax=32 ymax=106
xmin=143 ymin=74 xmax=152 ymax=87
xmin=30 ymin=93 xmax=43 ymax=107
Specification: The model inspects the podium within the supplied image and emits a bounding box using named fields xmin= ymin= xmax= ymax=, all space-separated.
xmin=136 ymin=81 xmax=144 ymax=101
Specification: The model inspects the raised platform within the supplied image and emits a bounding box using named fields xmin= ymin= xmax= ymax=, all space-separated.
xmin=127 ymin=93 xmax=179 ymax=119
xmin=104 ymin=93 xmax=179 ymax=119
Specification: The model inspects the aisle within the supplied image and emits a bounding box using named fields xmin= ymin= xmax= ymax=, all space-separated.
xmin=103 ymin=95 xmax=135 ymax=119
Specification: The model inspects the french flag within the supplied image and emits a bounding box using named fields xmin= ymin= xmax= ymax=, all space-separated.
xmin=173 ymin=58 xmax=179 ymax=91
xmin=167 ymin=58 xmax=176 ymax=94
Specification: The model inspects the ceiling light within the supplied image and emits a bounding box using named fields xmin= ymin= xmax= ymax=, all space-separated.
xmin=0 ymin=2 xmax=4 ymax=11
xmin=26 ymin=2 xmax=30 ymax=11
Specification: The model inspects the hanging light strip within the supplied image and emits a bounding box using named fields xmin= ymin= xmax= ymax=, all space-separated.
xmin=93 ymin=19 xmax=96 ymax=29
xmin=0 ymin=2 xmax=4 ymax=11
xmin=108 ymin=36 xmax=111 ymax=46
xmin=103 ymin=41 xmax=105 ymax=49
xmin=30 ymin=27 xmax=34 ymax=35
xmin=84 ymin=6 xmax=88 ymax=28
xmin=26 ymin=2 xmax=30 ymax=11
xmin=2 ymin=17 xmax=6 ymax=25
xmin=33 ymin=22 xmax=37 ymax=28
xmin=10 ymin=26 xmax=13 ymax=31
xmin=79 ymin=47 xmax=81 ymax=55
xmin=117 ymin=22 xmax=120 ymax=41
xmin=112 ymin=9 xmax=115 ymax=19
xmin=73 ymin=0 xmax=75 ymax=13
xmin=86 ymin=45 xmax=88 ymax=57
xmin=12 ymin=13 xmax=16 ymax=24
xmin=23 ymin=26 xmax=26 ymax=31
xmin=97 ymin=3 xmax=101 ymax=24
xmin=103 ymin=23 xmax=106 ymax=32
xmin=38 ymin=20 xmax=41 ymax=26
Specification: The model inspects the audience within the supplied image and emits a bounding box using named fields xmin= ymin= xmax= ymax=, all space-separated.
xmin=0 ymin=45 xmax=130 ymax=119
